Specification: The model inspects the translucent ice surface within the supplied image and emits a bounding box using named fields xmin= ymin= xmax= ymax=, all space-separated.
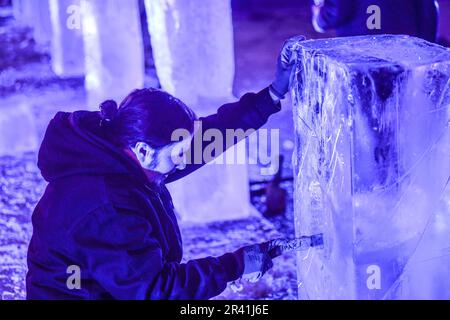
xmin=292 ymin=35 xmax=450 ymax=299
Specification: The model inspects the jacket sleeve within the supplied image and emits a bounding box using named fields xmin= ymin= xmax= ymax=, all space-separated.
xmin=314 ymin=0 xmax=355 ymax=31
xmin=71 ymin=204 xmax=243 ymax=300
xmin=165 ymin=87 xmax=281 ymax=183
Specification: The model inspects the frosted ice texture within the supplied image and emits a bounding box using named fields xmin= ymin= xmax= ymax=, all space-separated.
xmin=12 ymin=0 xmax=52 ymax=46
xmin=145 ymin=0 xmax=251 ymax=223
xmin=292 ymin=35 xmax=450 ymax=299
xmin=144 ymin=0 xmax=235 ymax=107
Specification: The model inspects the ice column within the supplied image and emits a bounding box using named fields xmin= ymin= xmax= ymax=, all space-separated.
xmin=145 ymin=0 xmax=251 ymax=223
xmin=81 ymin=0 xmax=144 ymax=108
xmin=12 ymin=0 xmax=34 ymax=24
xmin=292 ymin=35 xmax=450 ymax=299
xmin=32 ymin=0 xmax=52 ymax=46
xmin=49 ymin=0 xmax=85 ymax=77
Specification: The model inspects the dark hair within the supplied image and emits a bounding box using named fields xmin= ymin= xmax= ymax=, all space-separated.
xmin=100 ymin=88 xmax=197 ymax=149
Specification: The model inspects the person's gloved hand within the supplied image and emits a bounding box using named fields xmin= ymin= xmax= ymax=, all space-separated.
xmin=270 ymin=36 xmax=306 ymax=100
xmin=234 ymin=242 xmax=273 ymax=283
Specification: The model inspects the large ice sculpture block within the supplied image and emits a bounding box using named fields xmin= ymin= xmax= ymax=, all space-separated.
xmin=145 ymin=0 xmax=251 ymax=223
xmin=49 ymin=0 xmax=85 ymax=77
xmin=292 ymin=35 xmax=450 ymax=299
xmin=81 ymin=0 xmax=144 ymax=108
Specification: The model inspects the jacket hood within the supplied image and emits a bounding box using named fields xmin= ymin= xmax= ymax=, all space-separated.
xmin=38 ymin=111 xmax=146 ymax=183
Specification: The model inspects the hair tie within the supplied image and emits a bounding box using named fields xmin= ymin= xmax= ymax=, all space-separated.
xmin=99 ymin=100 xmax=118 ymax=126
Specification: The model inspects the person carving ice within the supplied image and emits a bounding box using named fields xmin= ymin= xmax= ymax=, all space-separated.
xmin=26 ymin=37 xmax=305 ymax=300
xmin=311 ymin=0 xmax=439 ymax=43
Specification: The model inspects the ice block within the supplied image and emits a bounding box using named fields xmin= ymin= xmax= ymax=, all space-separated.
xmin=292 ymin=35 xmax=450 ymax=299
xmin=12 ymin=0 xmax=52 ymax=46
xmin=0 ymin=103 xmax=38 ymax=156
xmin=49 ymin=0 xmax=85 ymax=77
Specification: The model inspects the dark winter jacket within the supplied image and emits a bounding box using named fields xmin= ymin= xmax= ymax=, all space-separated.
xmin=26 ymin=87 xmax=281 ymax=300
xmin=314 ymin=0 xmax=439 ymax=42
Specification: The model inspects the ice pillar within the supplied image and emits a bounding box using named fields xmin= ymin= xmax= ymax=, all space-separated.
xmin=32 ymin=0 xmax=52 ymax=46
xmin=0 ymin=103 xmax=38 ymax=156
xmin=11 ymin=0 xmax=52 ymax=46
xmin=144 ymin=0 xmax=235 ymax=105
xmin=49 ymin=0 xmax=85 ymax=77
xmin=145 ymin=0 xmax=251 ymax=223
xmin=292 ymin=35 xmax=450 ymax=299
xmin=81 ymin=0 xmax=144 ymax=108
